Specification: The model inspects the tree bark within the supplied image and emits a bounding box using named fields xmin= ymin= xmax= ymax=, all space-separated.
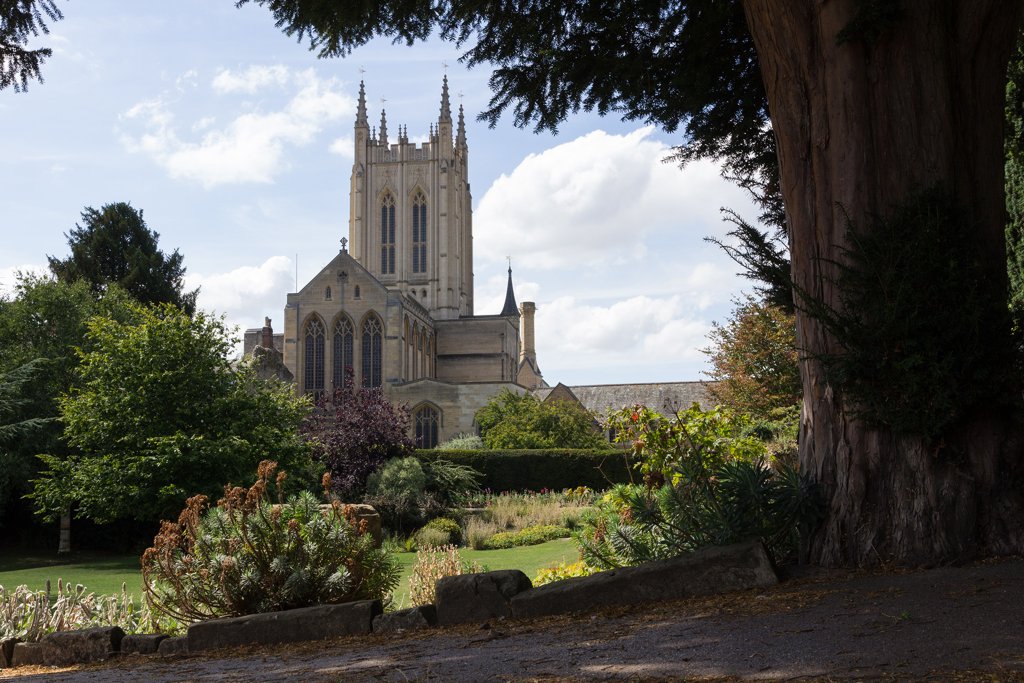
xmin=58 ymin=508 xmax=71 ymax=555
xmin=741 ymin=0 xmax=1024 ymax=565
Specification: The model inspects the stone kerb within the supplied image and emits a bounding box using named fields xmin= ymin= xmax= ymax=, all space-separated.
xmin=11 ymin=626 xmax=124 ymax=667
xmin=510 ymin=539 xmax=778 ymax=620
xmin=434 ymin=569 xmax=533 ymax=626
xmin=187 ymin=600 xmax=382 ymax=653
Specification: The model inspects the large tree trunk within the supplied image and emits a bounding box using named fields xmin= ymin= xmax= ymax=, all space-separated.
xmin=742 ymin=0 xmax=1024 ymax=565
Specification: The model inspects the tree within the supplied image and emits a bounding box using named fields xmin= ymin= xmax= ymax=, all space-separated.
xmin=0 ymin=275 xmax=134 ymax=544
xmin=0 ymin=0 xmax=63 ymax=91
xmin=242 ymin=0 xmax=1024 ymax=565
xmin=301 ymin=375 xmax=415 ymax=497
xmin=475 ymin=389 xmax=605 ymax=449
xmin=48 ymin=203 xmax=199 ymax=314
xmin=0 ymin=359 xmax=52 ymax=527
xmin=703 ymin=296 xmax=800 ymax=421
xmin=31 ymin=303 xmax=313 ymax=525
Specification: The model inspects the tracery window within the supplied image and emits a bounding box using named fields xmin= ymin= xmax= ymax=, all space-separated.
xmin=412 ymin=190 xmax=427 ymax=274
xmin=361 ymin=314 xmax=384 ymax=388
xmin=414 ymin=405 xmax=440 ymax=448
xmin=380 ymin=193 xmax=396 ymax=274
xmin=332 ymin=316 xmax=354 ymax=389
xmin=303 ymin=316 xmax=326 ymax=399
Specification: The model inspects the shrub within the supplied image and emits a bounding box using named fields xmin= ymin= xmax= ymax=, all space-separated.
xmin=407 ymin=545 xmax=483 ymax=607
xmin=423 ymin=517 xmax=462 ymax=545
xmin=436 ymin=433 xmax=484 ymax=450
xmin=411 ymin=526 xmax=451 ymax=549
xmin=532 ymin=561 xmax=597 ymax=587
xmin=141 ymin=461 xmax=399 ymax=622
xmin=481 ymin=524 xmax=570 ymax=550
xmin=475 ymin=389 xmax=606 ymax=449
xmin=366 ymin=457 xmax=427 ymax=500
xmin=415 ymin=449 xmax=630 ymax=492
xmin=423 ymin=458 xmax=482 ymax=507
xmin=365 ymin=457 xmax=480 ymax=534
xmin=577 ymin=404 xmax=823 ymax=567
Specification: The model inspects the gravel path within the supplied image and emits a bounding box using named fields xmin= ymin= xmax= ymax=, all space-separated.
xmin=3 ymin=558 xmax=1023 ymax=682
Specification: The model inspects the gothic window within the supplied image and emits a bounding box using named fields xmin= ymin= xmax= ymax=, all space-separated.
xmin=414 ymin=405 xmax=440 ymax=448
xmin=354 ymin=285 xmax=361 ymax=299
xmin=361 ymin=314 xmax=384 ymax=388
xmin=303 ymin=316 xmax=326 ymax=399
xmin=324 ymin=286 xmax=332 ymax=301
xmin=380 ymin=193 xmax=396 ymax=274
xmin=412 ymin=190 xmax=427 ymax=274
xmin=332 ymin=316 xmax=354 ymax=389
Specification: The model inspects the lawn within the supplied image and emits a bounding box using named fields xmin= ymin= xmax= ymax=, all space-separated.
xmin=0 ymin=539 xmax=580 ymax=608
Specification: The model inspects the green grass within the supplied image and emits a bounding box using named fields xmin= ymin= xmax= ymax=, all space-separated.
xmin=0 ymin=551 xmax=144 ymax=598
xmin=0 ymin=539 xmax=579 ymax=609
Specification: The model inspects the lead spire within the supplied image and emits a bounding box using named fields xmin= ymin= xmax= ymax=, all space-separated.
xmin=500 ymin=264 xmax=519 ymax=317
xmin=439 ymin=74 xmax=452 ymax=123
xmin=355 ymin=80 xmax=368 ymax=126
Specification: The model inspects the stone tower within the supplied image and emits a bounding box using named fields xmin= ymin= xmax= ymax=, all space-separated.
xmin=347 ymin=77 xmax=474 ymax=320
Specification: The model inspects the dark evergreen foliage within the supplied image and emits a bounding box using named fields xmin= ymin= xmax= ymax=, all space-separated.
xmin=48 ymin=203 xmax=199 ymax=314
xmin=0 ymin=0 xmax=63 ymax=91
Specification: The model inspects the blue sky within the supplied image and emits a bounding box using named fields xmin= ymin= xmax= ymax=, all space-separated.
xmin=1 ymin=1 xmax=760 ymax=386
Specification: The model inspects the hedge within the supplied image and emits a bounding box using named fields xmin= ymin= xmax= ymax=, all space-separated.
xmin=413 ymin=448 xmax=635 ymax=492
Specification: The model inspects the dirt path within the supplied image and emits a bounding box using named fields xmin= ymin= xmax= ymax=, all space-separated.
xmin=3 ymin=558 xmax=1023 ymax=681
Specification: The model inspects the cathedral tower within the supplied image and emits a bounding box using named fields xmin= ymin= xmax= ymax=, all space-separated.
xmin=348 ymin=77 xmax=474 ymax=320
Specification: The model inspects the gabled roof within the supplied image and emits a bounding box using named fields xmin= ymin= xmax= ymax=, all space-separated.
xmin=535 ymin=381 xmax=716 ymax=420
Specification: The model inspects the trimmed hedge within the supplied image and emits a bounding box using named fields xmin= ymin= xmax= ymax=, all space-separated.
xmin=413 ymin=448 xmax=635 ymax=492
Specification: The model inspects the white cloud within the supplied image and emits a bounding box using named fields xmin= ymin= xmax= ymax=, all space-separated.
xmin=186 ymin=256 xmax=293 ymax=331
xmin=474 ymin=127 xmax=757 ymax=270
xmin=329 ymin=136 xmax=354 ymax=158
xmin=121 ymin=68 xmax=355 ymax=187
xmin=212 ymin=65 xmax=291 ymax=94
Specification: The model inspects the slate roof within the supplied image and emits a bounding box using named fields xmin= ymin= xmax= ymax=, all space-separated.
xmin=534 ymin=381 xmax=716 ymax=420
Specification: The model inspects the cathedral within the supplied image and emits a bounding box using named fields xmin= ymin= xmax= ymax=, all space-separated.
xmin=248 ymin=78 xmax=546 ymax=447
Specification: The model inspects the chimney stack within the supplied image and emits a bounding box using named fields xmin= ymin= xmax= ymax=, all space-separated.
xmin=520 ymin=302 xmax=536 ymax=364
xmin=261 ymin=317 xmax=274 ymax=350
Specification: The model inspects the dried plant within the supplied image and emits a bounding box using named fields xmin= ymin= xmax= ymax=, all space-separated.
xmin=407 ymin=545 xmax=482 ymax=607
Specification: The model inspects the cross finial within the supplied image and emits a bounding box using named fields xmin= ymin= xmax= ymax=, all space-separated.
xmin=340 ymin=237 xmax=348 ymax=252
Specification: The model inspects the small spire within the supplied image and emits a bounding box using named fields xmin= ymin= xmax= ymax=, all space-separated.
xmin=439 ymin=74 xmax=452 ymax=122
xmin=500 ymin=264 xmax=519 ymax=317
xmin=457 ymin=104 xmax=467 ymax=147
xmin=379 ymin=109 xmax=388 ymax=145
xmin=355 ymin=80 xmax=368 ymax=126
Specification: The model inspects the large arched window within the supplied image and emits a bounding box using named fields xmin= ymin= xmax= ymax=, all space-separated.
xmin=303 ymin=316 xmax=326 ymax=399
xmin=361 ymin=314 xmax=384 ymax=388
xmin=414 ymin=405 xmax=440 ymax=448
xmin=380 ymin=193 xmax=396 ymax=275
xmin=412 ymin=190 xmax=427 ymax=274
xmin=332 ymin=315 xmax=354 ymax=389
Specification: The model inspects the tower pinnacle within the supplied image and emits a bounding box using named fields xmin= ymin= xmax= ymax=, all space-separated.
xmin=439 ymin=75 xmax=452 ymax=123
xmin=379 ymin=108 xmax=388 ymax=146
xmin=457 ymin=104 xmax=467 ymax=147
xmin=356 ymin=80 xmax=368 ymax=126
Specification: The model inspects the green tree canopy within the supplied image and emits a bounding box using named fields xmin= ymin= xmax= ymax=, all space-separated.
xmin=475 ymin=389 xmax=605 ymax=450
xmin=32 ymin=304 xmax=313 ymax=524
xmin=703 ymin=296 xmax=800 ymax=421
xmin=48 ymin=202 xmax=199 ymax=314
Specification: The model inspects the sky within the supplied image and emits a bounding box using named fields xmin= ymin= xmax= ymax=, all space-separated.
xmin=1 ymin=1 xmax=761 ymax=386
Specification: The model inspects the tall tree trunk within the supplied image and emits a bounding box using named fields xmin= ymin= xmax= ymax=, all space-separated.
xmin=742 ymin=0 xmax=1024 ymax=565
xmin=58 ymin=507 xmax=71 ymax=555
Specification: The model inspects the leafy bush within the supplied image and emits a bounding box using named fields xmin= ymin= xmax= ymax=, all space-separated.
xmin=365 ymin=457 xmax=481 ymax=534
xmin=475 ymin=389 xmax=606 ymax=449
xmin=415 ymin=448 xmax=630 ymax=492
xmin=532 ymin=560 xmax=597 ymax=587
xmin=302 ymin=376 xmax=415 ymax=498
xmin=578 ymin=404 xmax=822 ymax=567
xmin=411 ymin=526 xmax=451 ymax=549
xmin=142 ymin=461 xmax=399 ymax=622
xmin=407 ymin=545 xmax=483 ymax=607
xmin=435 ymin=433 xmax=484 ymax=450
xmin=422 ymin=517 xmax=462 ymax=545
xmin=481 ymin=524 xmax=570 ymax=550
